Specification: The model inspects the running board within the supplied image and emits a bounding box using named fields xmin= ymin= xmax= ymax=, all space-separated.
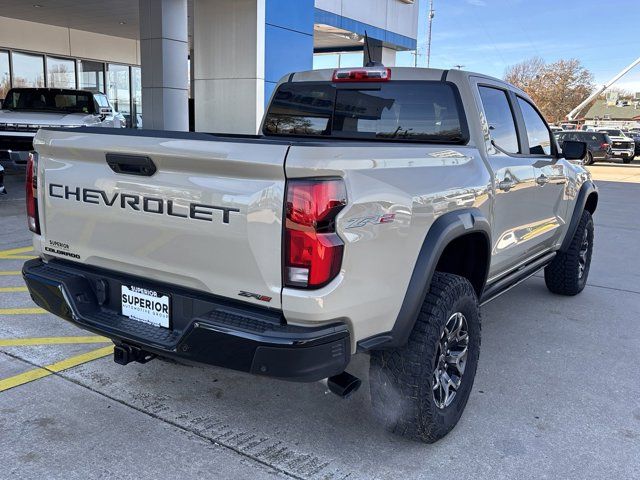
xmin=480 ymin=252 xmax=556 ymax=306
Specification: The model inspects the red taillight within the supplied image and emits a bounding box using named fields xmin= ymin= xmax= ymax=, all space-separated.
xmin=26 ymin=152 xmax=40 ymax=234
xmin=601 ymin=143 xmax=609 ymax=149
xmin=332 ymin=67 xmax=391 ymax=83
xmin=284 ymin=179 xmax=347 ymax=289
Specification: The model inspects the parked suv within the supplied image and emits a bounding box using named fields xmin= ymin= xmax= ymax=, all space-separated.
xmin=23 ymin=66 xmax=597 ymax=443
xmin=556 ymin=131 xmax=611 ymax=165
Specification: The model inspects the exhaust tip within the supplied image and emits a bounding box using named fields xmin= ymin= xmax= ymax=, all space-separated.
xmin=327 ymin=371 xmax=361 ymax=398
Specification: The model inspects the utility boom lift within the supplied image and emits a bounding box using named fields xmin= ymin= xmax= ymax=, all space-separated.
xmin=566 ymin=56 xmax=640 ymax=121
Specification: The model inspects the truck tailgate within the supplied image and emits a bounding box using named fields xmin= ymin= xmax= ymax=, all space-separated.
xmin=34 ymin=128 xmax=288 ymax=308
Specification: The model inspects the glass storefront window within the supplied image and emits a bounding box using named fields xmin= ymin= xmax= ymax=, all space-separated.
xmin=107 ymin=64 xmax=131 ymax=127
xmin=78 ymin=60 xmax=105 ymax=92
xmin=12 ymin=52 xmax=45 ymax=88
xmin=313 ymin=53 xmax=339 ymax=70
xmin=47 ymin=56 xmax=76 ymax=89
xmin=131 ymin=66 xmax=142 ymax=128
xmin=0 ymin=51 xmax=9 ymax=99
xmin=313 ymin=52 xmax=364 ymax=70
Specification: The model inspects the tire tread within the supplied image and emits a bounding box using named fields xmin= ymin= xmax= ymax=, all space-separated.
xmin=370 ymin=272 xmax=480 ymax=443
xmin=544 ymin=210 xmax=593 ymax=295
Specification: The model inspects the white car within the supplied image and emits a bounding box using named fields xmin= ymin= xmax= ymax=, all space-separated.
xmin=0 ymin=88 xmax=125 ymax=166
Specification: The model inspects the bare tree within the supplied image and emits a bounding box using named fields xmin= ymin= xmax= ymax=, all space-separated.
xmin=504 ymin=57 xmax=594 ymax=123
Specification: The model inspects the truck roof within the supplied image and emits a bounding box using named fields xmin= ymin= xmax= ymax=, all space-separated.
xmin=287 ymin=67 xmax=527 ymax=97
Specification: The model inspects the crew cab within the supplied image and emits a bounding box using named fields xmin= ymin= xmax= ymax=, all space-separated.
xmin=596 ymin=128 xmax=635 ymax=163
xmin=0 ymin=88 xmax=124 ymax=168
xmin=22 ymin=66 xmax=597 ymax=443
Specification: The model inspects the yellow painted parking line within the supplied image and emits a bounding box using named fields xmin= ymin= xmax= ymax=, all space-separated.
xmin=0 ymin=336 xmax=110 ymax=347
xmin=1 ymin=255 xmax=36 ymax=260
xmin=0 ymin=286 xmax=28 ymax=293
xmin=0 ymin=246 xmax=34 ymax=257
xmin=0 ymin=308 xmax=46 ymax=315
xmin=0 ymin=271 xmax=21 ymax=276
xmin=0 ymin=345 xmax=113 ymax=393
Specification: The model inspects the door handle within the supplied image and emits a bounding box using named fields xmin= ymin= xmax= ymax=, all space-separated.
xmin=536 ymin=175 xmax=549 ymax=186
xmin=497 ymin=178 xmax=516 ymax=192
xmin=106 ymin=153 xmax=157 ymax=176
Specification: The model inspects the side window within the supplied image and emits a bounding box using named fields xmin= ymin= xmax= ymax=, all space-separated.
xmin=478 ymin=86 xmax=519 ymax=154
xmin=94 ymin=94 xmax=110 ymax=107
xmin=517 ymin=97 xmax=552 ymax=155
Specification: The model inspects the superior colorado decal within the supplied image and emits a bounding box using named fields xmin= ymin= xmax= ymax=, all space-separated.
xmin=48 ymin=184 xmax=240 ymax=224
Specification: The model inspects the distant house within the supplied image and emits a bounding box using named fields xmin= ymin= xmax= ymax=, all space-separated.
xmin=583 ymin=99 xmax=640 ymax=128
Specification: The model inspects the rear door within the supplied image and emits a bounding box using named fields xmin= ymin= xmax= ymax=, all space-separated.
xmin=472 ymin=79 xmax=540 ymax=279
xmin=35 ymin=129 xmax=289 ymax=308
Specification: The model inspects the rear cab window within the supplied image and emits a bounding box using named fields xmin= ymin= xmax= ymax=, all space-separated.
xmin=263 ymin=81 xmax=468 ymax=144
xmin=3 ymin=88 xmax=95 ymax=114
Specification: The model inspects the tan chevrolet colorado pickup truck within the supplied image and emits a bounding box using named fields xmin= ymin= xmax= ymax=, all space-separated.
xmin=22 ymin=66 xmax=597 ymax=442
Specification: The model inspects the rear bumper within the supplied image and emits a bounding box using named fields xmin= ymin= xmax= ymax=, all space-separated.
xmin=22 ymin=258 xmax=350 ymax=382
xmin=591 ymin=149 xmax=609 ymax=161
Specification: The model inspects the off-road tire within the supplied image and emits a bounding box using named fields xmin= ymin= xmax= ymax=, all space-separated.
xmin=369 ymin=272 xmax=481 ymax=443
xmin=544 ymin=209 xmax=594 ymax=295
xmin=622 ymin=156 xmax=633 ymax=164
xmin=584 ymin=151 xmax=594 ymax=166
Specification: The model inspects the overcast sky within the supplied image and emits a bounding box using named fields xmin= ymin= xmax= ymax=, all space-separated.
xmin=397 ymin=0 xmax=640 ymax=92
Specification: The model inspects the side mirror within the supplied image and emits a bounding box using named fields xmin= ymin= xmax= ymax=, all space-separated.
xmin=98 ymin=107 xmax=113 ymax=116
xmin=561 ymin=140 xmax=587 ymax=161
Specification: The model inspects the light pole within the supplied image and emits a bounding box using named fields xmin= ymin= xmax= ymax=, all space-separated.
xmin=426 ymin=0 xmax=435 ymax=68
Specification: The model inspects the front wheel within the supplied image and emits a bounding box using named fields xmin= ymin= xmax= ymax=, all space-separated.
xmin=544 ymin=210 xmax=594 ymax=295
xmin=369 ymin=272 xmax=481 ymax=443
xmin=622 ymin=156 xmax=633 ymax=164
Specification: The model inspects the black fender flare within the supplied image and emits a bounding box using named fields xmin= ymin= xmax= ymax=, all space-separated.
xmin=560 ymin=180 xmax=598 ymax=252
xmin=358 ymin=208 xmax=491 ymax=351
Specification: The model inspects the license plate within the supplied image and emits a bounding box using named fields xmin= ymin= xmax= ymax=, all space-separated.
xmin=121 ymin=285 xmax=170 ymax=329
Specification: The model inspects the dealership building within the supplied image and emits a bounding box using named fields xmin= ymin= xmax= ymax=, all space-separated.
xmin=0 ymin=0 xmax=419 ymax=133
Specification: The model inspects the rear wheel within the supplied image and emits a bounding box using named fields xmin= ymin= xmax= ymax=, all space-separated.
xmin=369 ymin=272 xmax=481 ymax=443
xmin=544 ymin=210 xmax=594 ymax=295
xmin=584 ymin=151 xmax=594 ymax=165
